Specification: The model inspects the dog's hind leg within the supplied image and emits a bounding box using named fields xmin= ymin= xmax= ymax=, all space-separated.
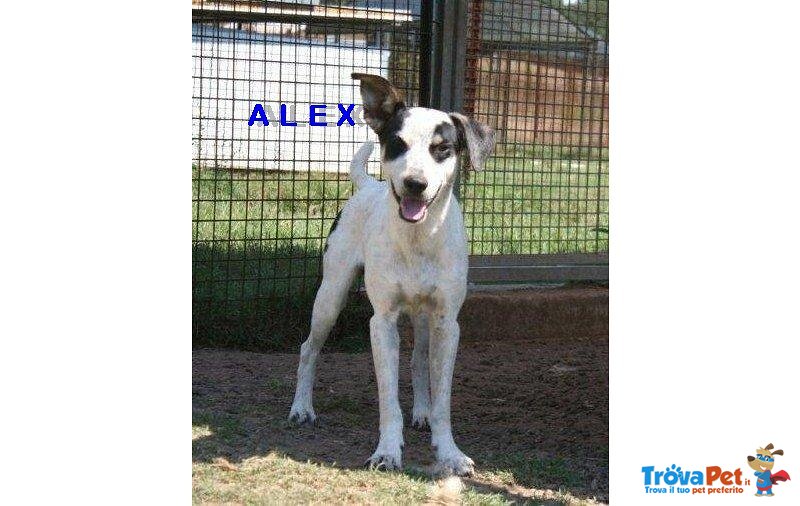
xmin=289 ymin=235 xmax=360 ymax=425
xmin=410 ymin=312 xmax=431 ymax=430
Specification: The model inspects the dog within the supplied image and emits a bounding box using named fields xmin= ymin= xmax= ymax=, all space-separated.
xmin=288 ymin=73 xmax=496 ymax=476
xmin=747 ymin=443 xmax=790 ymax=496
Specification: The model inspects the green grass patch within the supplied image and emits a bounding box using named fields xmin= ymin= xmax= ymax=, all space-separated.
xmin=462 ymin=154 xmax=608 ymax=255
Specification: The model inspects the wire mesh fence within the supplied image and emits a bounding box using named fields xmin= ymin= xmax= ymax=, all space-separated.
xmin=461 ymin=0 xmax=608 ymax=256
xmin=192 ymin=0 xmax=423 ymax=343
xmin=192 ymin=0 xmax=608 ymax=345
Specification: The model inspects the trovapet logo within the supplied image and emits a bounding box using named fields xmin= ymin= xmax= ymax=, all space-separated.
xmin=641 ymin=464 xmax=746 ymax=495
xmin=641 ymin=442 xmax=792 ymax=497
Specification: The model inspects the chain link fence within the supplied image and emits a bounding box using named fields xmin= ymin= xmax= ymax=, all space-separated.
xmin=192 ymin=0 xmax=608 ymax=346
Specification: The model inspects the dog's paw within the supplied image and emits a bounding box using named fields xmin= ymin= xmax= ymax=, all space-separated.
xmin=434 ymin=450 xmax=475 ymax=477
xmin=365 ymin=448 xmax=403 ymax=471
xmin=288 ymin=404 xmax=317 ymax=426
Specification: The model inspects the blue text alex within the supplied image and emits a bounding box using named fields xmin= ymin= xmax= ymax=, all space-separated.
xmin=248 ymin=103 xmax=360 ymax=127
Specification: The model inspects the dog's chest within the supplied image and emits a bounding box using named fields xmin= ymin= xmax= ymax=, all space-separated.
xmin=392 ymin=256 xmax=439 ymax=303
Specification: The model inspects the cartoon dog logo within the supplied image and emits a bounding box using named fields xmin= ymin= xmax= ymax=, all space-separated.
xmin=747 ymin=443 xmax=791 ymax=497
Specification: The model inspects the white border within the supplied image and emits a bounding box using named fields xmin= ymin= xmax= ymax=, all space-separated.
xmin=611 ymin=0 xmax=799 ymax=503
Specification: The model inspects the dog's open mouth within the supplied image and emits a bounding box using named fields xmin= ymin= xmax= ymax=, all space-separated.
xmin=400 ymin=197 xmax=428 ymax=222
xmin=391 ymin=181 xmax=441 ymax=223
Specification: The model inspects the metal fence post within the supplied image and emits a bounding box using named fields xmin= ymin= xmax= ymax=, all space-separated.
xmin=421 ymin=0 xmax=467 ymax=111
xmin=427 ymin=0 xmax=469 ymax=196
xmin=419 ymin=0 xmax=435 ymax=108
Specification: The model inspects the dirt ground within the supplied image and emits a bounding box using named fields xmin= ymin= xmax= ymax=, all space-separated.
xmin=193 ymin=287 xmax=608 ymax=504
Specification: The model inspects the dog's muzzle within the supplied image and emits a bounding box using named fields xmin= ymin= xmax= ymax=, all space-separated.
xmin=390 ymin=180 xmax=441 ymax=223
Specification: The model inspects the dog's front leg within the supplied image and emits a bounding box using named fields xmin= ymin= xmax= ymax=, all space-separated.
xmin=429 ymin=313 xmax=474 ymax=476
xmin=410 ymin=312 xmax=431 ymax=430
xmin=366 ymin=311 xmax=404 ymax=470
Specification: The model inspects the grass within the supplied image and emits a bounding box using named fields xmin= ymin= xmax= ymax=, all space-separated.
xmin=192 ymin=452 xmax=602 ymax=505
xmin=461 ymin=148 xmax=608 ymax=255
xmin=192 ymin=424 xmax=605 ymax=506
xmin=192 ymin=147 xmax=608 ymax=350
xmin=192 ymin=287 xmax=373 ymax=352
xmin=487 ymin=453 xmax=582 ymax=490
xmin=193 ymin=451 xmax=473 ymax=505
xmin=192 ymin=447 xmax=431 ymax=504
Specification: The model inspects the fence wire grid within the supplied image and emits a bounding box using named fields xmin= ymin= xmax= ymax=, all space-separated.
xmin=192 ymin=0 xmax=608 ymax=344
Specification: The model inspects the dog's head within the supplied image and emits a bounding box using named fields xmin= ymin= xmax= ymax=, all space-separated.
xmin=352 ymin=73 xmax=495 ymax=223
xmin=747 ymin=443 xmax=783 ymax=472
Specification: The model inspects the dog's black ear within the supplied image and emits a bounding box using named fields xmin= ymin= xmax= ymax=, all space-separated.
xmin=765 ymin=443 xmax=775 ymax=450
xmin=772 ymin=449 xmax=784 ymax=456
xmin=449 ymin=113 xmax=496 ymax=171
xmin=351 ymin=73 xmax=405 ymax=134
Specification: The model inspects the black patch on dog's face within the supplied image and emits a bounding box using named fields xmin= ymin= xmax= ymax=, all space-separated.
xmin=323 ymin=209 xmax=343 ymax=253
xmin=378 ymin=109 xmax=410 ymax=161
xmin=384 ymin=135 xmax=409 ymax=161
xmin=429 ymin=121 xmax=458 ymax=163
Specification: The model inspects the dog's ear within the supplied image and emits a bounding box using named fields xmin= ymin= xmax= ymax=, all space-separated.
xmin=766 ymin=443 xmax=775 ymax=451
xmin=747 ymin=456 xmax=756 ymax=462
xmin=351 ymin=73 xmax=405 ymax=134
xmin=772 ymin=449 xmax=784 ymax=456
xmin=449 ymin=113 xmax=496 ymax=171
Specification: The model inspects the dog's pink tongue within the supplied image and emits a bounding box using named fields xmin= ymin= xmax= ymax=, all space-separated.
xmin=400 ymin=197 xmax=427 ymax=221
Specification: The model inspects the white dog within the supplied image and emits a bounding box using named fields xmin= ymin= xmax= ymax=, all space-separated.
xmin=289 ymin=73 xmax=495 ymax=476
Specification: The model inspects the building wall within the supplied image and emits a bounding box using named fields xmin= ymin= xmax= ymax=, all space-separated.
xmin=472 ymin=53 xmax=608 ymax=148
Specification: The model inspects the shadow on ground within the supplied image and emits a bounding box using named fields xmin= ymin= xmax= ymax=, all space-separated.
xmin=192 ymin=305 xmax=609 ymax=504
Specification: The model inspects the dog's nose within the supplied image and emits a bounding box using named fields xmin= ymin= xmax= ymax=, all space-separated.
xmin=403 ymin=176 xmax=428 ymax=195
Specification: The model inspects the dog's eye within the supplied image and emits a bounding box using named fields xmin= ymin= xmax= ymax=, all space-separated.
xmin=430 ymin=143 xmax=452 ymax=162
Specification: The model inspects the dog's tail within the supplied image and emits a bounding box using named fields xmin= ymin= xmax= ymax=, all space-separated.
xmin=350 ymin=141 xmax=375 ymax=189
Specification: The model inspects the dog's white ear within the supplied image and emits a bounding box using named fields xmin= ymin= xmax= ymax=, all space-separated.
xmin=352 ymin=73 xmax=406 ymax=134
xmin=449 ymin=113 xmax=496 ymax=171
